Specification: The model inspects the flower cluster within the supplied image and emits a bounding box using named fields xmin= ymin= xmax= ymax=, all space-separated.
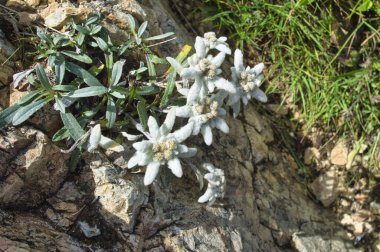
xmin=127 ymin=32 xmax=267 ymax=204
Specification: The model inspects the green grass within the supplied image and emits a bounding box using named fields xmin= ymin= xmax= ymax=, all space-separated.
xmin=200 ymin=0 xmax=380 ymax=172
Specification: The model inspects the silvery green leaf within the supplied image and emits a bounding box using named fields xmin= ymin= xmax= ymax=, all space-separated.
xmin=166 ymin=57 xmax=183 ymax=74
xmin=136 ymin=85 xmax=159 ymax=96
xmin=61 ymin=51 xmax=93 ymax=64
xmin=16 ymin=90 xmax=40 ymax=105
xmin=146 ymin=54 xmax=156 ymax=83
xmin=110 ymin=91 xmax=125 ymax=99
xmin=106 ymin=97 xmax=116 ymax=128
xmin=55 ymin=55 xmax=66 ymax=85
xmin=54 ymin=96 xmax=66 ymax=113
xmin=35 ymin=64 xmax=52 ymax=91
xmin=60 ymin=112 xmax=85 ymax=141
xmin=12 ymin=97 xmax=50 ymax=125
xmin=90 ymin=25 xmax=102 ymax=35
xmin=0 ymin=104 xmax=21 ymax=128
xmin=137 ymin=101 xmax=148 ymax=130
xmin=12 ymin=69 xmax=33 ymax=88
xmin=66 ymin=62 xmax=103 ymax=87
xmin=86 ymin=14 xmax=100 ymax=26
xmin=52 ymin=85 xmax=77 ymax=91
xmin=73 ymin=24 xmax=90 ymax=34
xmin=137 ymin=21 xmax=148 ymax=37
xmin=111 ymin=60 xmax=125 ymax=86
xmin=144 ymin=32 xmax=174 ymax=41
xmin=68 ymin=86 xmax=108 ymax=98
xmin=126 ymin=14 xmax=136 ymax=33
xmin=93 ymin=36 xmax=109 ymax=52
xmin=88 ymin=124 xmax=101 ymax=152
xmin=99 ymin=136 xmax=124 ymax=152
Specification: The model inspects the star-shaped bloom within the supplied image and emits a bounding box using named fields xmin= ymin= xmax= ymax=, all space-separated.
xmin=198 ymin=163 xmax=226 ymax=205
xmin=128 ymin=109 xmax=197 ymax=185
xmin=180 ymin=38 xmax=236 ymax=103
xmin=226 ymin=49 xmax=267 ymax=117
xmin=202 ymin=32 xmax=231 ymax=55
xmin=176 ymin=94 xmax=229 ymax=145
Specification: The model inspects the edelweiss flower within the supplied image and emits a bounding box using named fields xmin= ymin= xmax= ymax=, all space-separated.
xmin=180 ymin=37 xmax=236 ymax=103
xmin=176 ymin=93 xmax=229 ymax=145
xmin=227 ymin=49 xmax=267 ymax=117
xmin=198 ymin=163 xmax=226 ymax=205
xmin=128 ymin=109 xmax=197 ymax=185
xmin=202 ymin=32 xmax=231 ymax=55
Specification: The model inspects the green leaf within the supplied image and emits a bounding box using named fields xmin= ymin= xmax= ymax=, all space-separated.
xmin=146 ymin=54 xmax=156 ymax=83
xmin=86 ymin=13 xmax=101 ymax=26
xmin=136 ymin=85 xmax=159 ymax=96
xmin=93 ymin=36 xmax=109 ymax=52
xmin=144 ymin=32 xmax=174 ymax=41
xmin=73 ymin=24 xmax=90 ymax=35
xmin=118 ymin=40 xmax=133 ymax=56
xmin=159 ymin=71 xmax=176 ymax=108
xmin=0 ymin=104 xmax=21 ymax=128
xmin=55 ymin=95 xmax=66 ymax=113
xmin=35 ymin=63 xmax=52 ymax=91
xmin=99 ymin=136 xmax=124 ymax=152
xmin=69 ymin=148 xmax=82 ymax=172
xmin=111 ymin=86 xmax=130 ymax=95
xmin=16 ymin=90 xmax=41 ymax=105
xmin=77 ymin=33 xmax=85 ymax=46
xmin=68 ymin=86 xmax=108 ymax=98
xmin=90 ymin=25 xmax=102 ymax=35
xmin=137 ymin=101 xmax=148 ymax=130
xmin=126 ymin=14 xmax=136 ymax=33
xmin=52 ymin=127 xmax=70 ymax=142
xmin=137 ymin=21 xmax=148 ymax=37
xmin=12 ymin=97 xmax=50 ymax=125
xmin=357 ymin=0 xmax=373 ymax=12
xmin=55 ymin=55 xmax=66 ymax=85
xmin=52 ymin=85 xmax=77 ymax=91
xmin=61 ymin=51 xmax=93 ymax=64
xmin=106 ymin=97 xmax=116 ymax=128
xmin=66 ymin=62 xmax=103 ymax=87
xmin=110 ymin=91 xmax=126 ymax=99
xmin=60 ymin=112 xmax=85 ymax=141
xmin=111 ymin=60 xmax=125 ymax=86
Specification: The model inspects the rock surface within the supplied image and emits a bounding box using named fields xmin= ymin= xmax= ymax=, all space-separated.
xmin=0 ymin=0 xmax=362 ymax=251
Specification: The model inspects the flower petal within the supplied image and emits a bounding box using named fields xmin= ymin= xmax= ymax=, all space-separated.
xmin=211 ymin=52 xmax=226 ymax=67
xmin=128 ymin=153 xmax=140 ymax=168
xmin=132 ymin=140 xmax=152 ymax=151
xmin=171 ymin=121 xmax=194 ymax=143
xmin=215 ymin=43 xmax=231 ymax=55
xmin=148 ymin=116 xmax=160 ymax=139
xmin=214 ymin=78 xmax=236 ymax=93
xmin=144 ymin=161 xmax=160 ymax=185
xmin=168 ymin=158 xmax=183 ymax=177
xmin=234 ymin=49 xmax=244 ymax=72
xmin=231 ymin=100 xmax=241 ymax=118
xmin=88 ymin=124 xmax=101 ymax=152
xmin=187 ymin=79 xmax=203 ymax=104
xmin=160 ymin=107 xmax=176 ymax=135
xmin=252 ymin=63 xmax=265 ymax=75
xmin=175 ymin=105 xmax=192 ymax=118
xmin=138 ymin=153 xmax=151 ymax=166
xmin=252 ymin=88 xmax=268 ymax=103
xmin=178 ymin=145 xmax=197 ymax=158
xmin=195 ymin=36 xmax=207 ymax=58
xmin=201 ymin=125 xmax=213 ymax=145
xmin=181 ymin=68 xmax=199 ymax=79
xmin=214 ymin=118 xmax=229 ymax=134
xmin=198 ymin=188 xmax=214 ymax=203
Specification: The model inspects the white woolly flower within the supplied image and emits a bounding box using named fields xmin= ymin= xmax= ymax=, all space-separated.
xmin=227 ymin=49 xmax=267 ymax=117
xmin=198 ymin=163 xmax=225 ymax=205
xmin=202 ymin=32 xmax=231 ymax=55
xmin=128 ymin=109 xmax=197 ymax=185
xmin=176 ymin=93 xmax=229 ymax=145
xmin=180 ymin=37 xmax=236 ymax=103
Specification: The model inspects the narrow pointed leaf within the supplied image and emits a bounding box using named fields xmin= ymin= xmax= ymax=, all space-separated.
xmin=93 ymin=36 xmax=109 ymax=51
xmin=68 ymin=86 xmax=107 ymax=98
xmin=35 ymin=64 xmax=52 ymax=91
xmin=106 ymin=97 xmax=116 ymax=128
xmin=0 ymin=104 xmax=21 ymax=127
xmin=16 ymin=90 xmax=40 ymax=105
xmin=137 ymin=21 xmax=148 ymax=37
xmin=146 ymin=54 xmax=156 ymax=83
xmin=61 ymin=51 xmax=93 ymax=64
xmin=137 ymin=101 xmax=148 ymax=130
xmin=144 ymin=32 xmax=175 ymax=41
xmin=12 ymin=98 xmax=50 ymax=125
xmin=66 ymin=62 xmax=103 ymax=87
xmin=60 ymin=112 xmax=85 ymax=141
xmin=126 ymin=14 xmax=136 ymax=33
xmin=111 ymin=60 xmax=125 ymax=86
